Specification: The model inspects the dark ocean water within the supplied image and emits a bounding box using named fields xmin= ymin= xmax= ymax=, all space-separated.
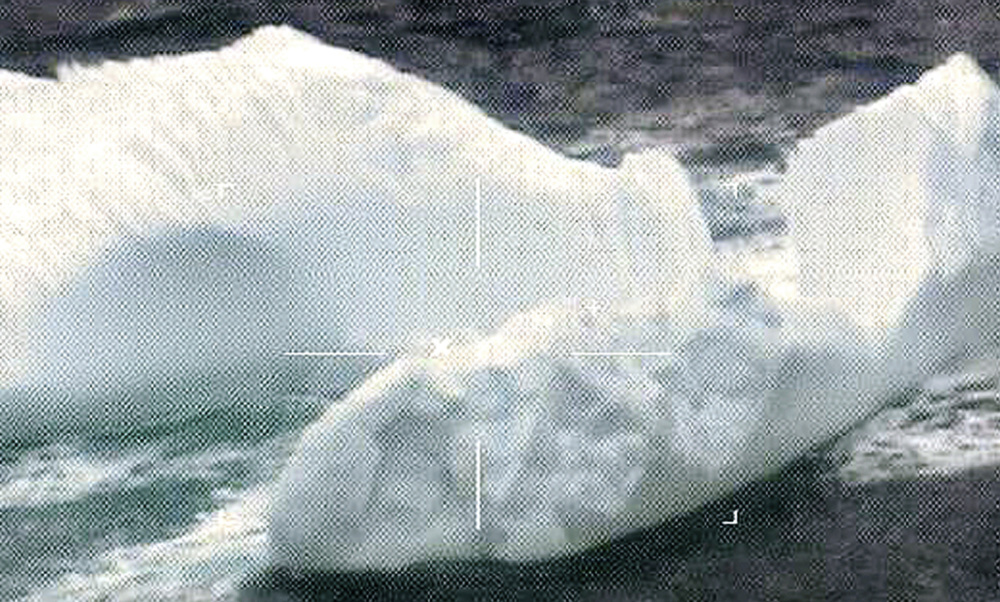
xmin=241 ymin=462 xmax=1000 ymax=602
xmin=3 ymin=0 xmax=1000 ymax=166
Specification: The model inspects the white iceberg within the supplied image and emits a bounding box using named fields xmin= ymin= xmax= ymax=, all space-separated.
xmin=268 ymin=53 xmax=1000 ymax=570
xmin=0 ymin=27 xmax=708 ymax=442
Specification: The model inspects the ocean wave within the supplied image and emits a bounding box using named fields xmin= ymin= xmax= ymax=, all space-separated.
xmin=19 ymin=485 xmax=270 ymax=602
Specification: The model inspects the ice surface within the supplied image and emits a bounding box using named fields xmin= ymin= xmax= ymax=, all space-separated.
xmin=780 ymin=53 xmax=1000 ymax=386
xmin=0 ymin=70 xmax=52 ymax=90
xmin=0 ymin=26 xmax=708 ymax=442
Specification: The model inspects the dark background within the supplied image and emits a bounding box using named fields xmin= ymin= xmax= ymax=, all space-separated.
xmin=1 ymin=0 xmax=998 ymax=166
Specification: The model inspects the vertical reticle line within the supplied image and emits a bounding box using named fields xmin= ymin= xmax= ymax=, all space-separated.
xmin=475 ymin=437 xmax=482 ymax=531
xmin=474 ymin=176 xmax=482 ymax=273
xmin=418 ymin=183 xmax=431 ymax=338
xmin=472 ymin=175 xmax=486 ymax=535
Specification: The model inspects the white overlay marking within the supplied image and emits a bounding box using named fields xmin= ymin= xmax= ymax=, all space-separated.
xmin=475 ymin=438 xmax=482 ymax=531
xmin=569 ymin=351 xmax=676 ymax=357
xmin=474 ymin=177 xmax=482 ymax=272
xmin=282 ymin=352 xmax=387 ymax=357
xmin=430 ymin=337 xmax=451 ymax=357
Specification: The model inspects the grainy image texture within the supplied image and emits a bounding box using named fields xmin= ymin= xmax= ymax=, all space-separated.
xmin=0 ymin=2 xmax=998 ymax=601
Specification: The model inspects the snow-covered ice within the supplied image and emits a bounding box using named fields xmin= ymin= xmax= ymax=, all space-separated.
xmin=269 ymin=293 xmax=878 ymax=570
xmin=3 ymin=22 xmax=1000 ymax=575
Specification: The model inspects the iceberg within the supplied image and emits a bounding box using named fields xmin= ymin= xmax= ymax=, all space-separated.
xmin=780 ymin=53 xmax=1000 ymax=386
xmin=0 ymin=26 xmax=709 ymax=442
xmin=268 ymin=53 xmax=1000 ymax=571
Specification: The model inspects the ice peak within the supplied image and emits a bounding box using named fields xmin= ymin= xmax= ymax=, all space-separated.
xmin=906 ymin=53 xmax=998 ymax=150
xmin=937 ymin=52 xmax=991 ymax=81
xmin=781 ymin=47 xmax=1000 ymax=380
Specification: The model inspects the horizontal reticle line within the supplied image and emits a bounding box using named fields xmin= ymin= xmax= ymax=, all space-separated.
xmin=284 ymin=351 xmax=677 ymax=358
xmin=282 ymin=351 xmax=388 ymax=357
xmin=569 ymin=351 xmax=676 ymax=357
